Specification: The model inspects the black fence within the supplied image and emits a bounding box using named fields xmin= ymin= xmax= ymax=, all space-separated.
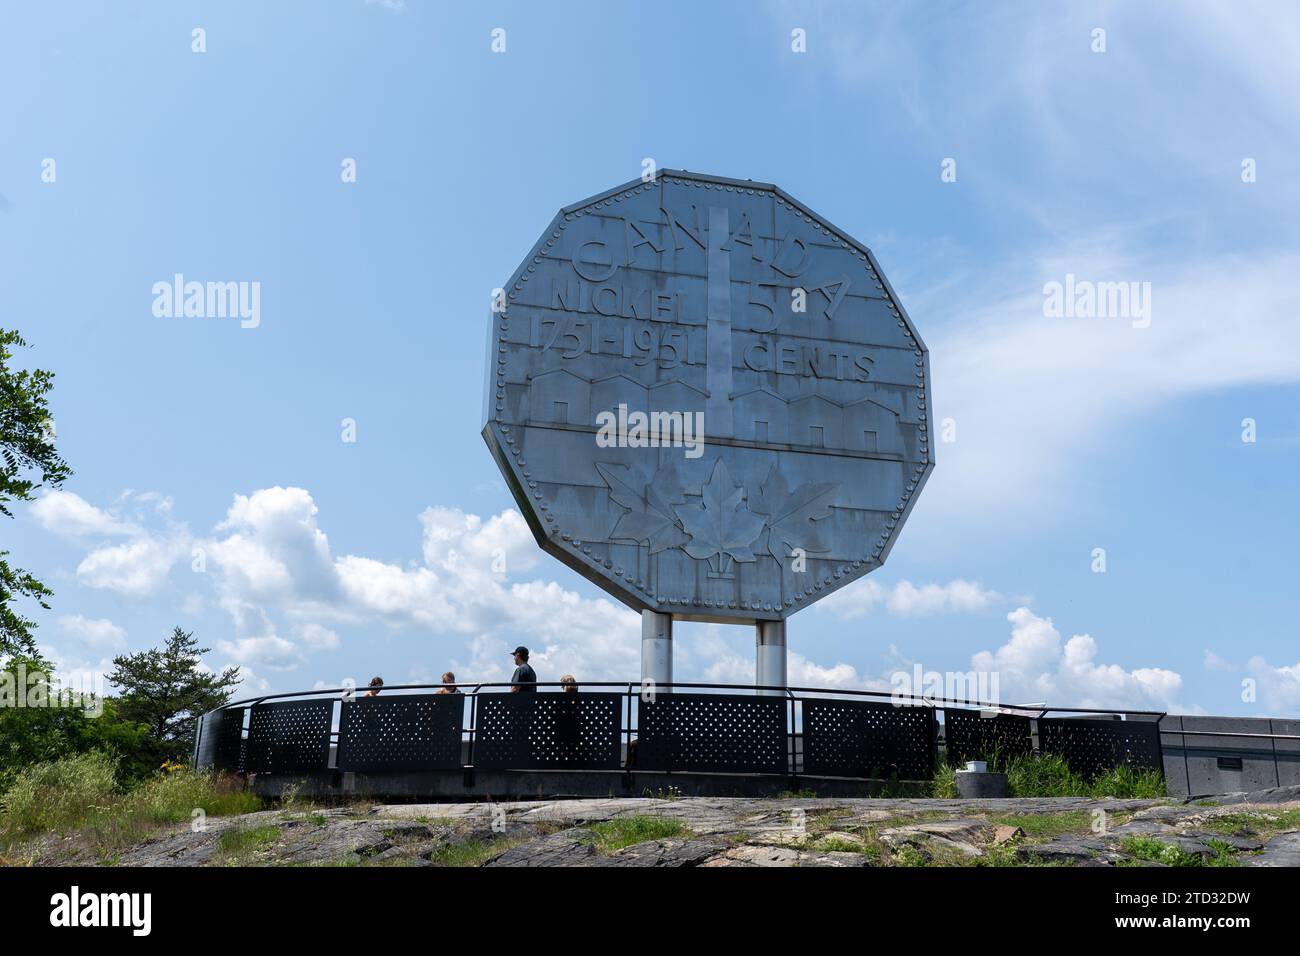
xmin=193 ymin=681 xmax=1182 ymax=785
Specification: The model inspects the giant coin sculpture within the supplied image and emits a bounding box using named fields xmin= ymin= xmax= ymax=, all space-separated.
xmin=483 ymin=170 xmax=933 ymax=686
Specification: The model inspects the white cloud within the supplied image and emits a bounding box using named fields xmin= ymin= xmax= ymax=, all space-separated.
xmin=818 ymin=577 xmax=1004 ymax=619
xmin=1204 ymin=649 xmax=1237 ymax=673
xmin=216 ymin=634 xmax=304 ymax=672
xmin=32 ymin=490 xmax=140 ymax=538
xmin=35 ymin=643 xmax=115 ymax=702
xmin=495 ymin=580 xmax=638 ymax=681
xmin=335 ymin=555 xmax=454 ymax=628
xmin=209 ymin=487 xmax=338 ymax=604
xmin=190 ymin=487 xmax=636 ymax=681
xmin=295 ymin=623 xmax=340 ymax=650
xmin=918 ymin=250 xmax=1300 ymax=528
xmin=32 ymin=490 xmax=193 ymax=596
xmin=76 ymin=534 xmax=187 ymax=596
xmin=972 ymin=607 xmax=1184 ymax=711
xmin=420 ymin=506 xmax=539 ymax=577
xmin=29 ymin=486 xmax=1194 ymax=712
xmin=1245 ymin=656 xmax=1300 ymax=712
xmin=221 ymin=664 xmax=269 ymax=696
xmin=58 ymin=614 xmax=127 ymax=650
xmin=700 ymin=646 xmax=873 ymax=692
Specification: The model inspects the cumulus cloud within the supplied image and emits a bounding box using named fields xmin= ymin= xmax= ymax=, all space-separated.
xmin=58 ymin=614 xmax=127 ymax=650
xmin=818 ymin=578 xmax=1004 ymax=620
xmin=1245 ymin=656 xmax=1300 ymax=712
xmin=702 ymin=647 xmax=877 ymax=691
xmin=32 ymin=490 xmax=140 ymax=538
xmin=420 ymin=506 xmax=539 ymax=577
xmin=76 ymin=534 xmax=189 ymax=596
xmin=688 ymin=625 xmax=882 ymax=692
xmin=127 ymin=486 xmax=639 ymax=678
xmin=30 ymin=490 xmax=193 ymax=596
xmin=29 ymin=487 xmax=1196 ymax=711
xmin=971 ymin=607 xmax=1184 ymax=710
xmin=216 ymin=634 xmax=305 ymax=672
xmin=209 ymin=487 xmax=338 ymax=605
xmin=295 ymin=623 xmax=340 ymax=651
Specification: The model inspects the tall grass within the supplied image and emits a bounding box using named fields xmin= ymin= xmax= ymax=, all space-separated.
xmin=0 ymin=751 xmax=118 ymax=835
xmin=931 ymin=764 xmax=958 ymax=798
xmin=1088 ymin=763 xmax=1166 ymax=799
xmin=1004 ymin=753 xmax=1086 ymax=797
xmin=936 ymin=751 xmax=1167 ymax=799
xmin=1 ymin=752 xmax=262 ymax=856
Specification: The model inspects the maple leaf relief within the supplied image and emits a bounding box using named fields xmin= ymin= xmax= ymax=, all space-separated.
xmin=673 ymin=460 xmax=766 ymax=570
xmin=597 ymin=460 xmax=688 ymax=554
xmin=748 ymin=464 xmax=838 ymax=562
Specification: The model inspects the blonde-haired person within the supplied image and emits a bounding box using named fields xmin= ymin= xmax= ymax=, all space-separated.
xmin=559 ymin=674 xmax=578 ymax=694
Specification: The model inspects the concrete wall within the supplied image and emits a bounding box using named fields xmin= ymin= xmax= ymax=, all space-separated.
xmin=1160 ymin=715 xmax=1300 ymax=796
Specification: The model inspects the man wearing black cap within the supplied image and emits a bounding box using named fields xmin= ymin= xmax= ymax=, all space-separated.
xmin=510 ymin=646 xmax=537 ymax=693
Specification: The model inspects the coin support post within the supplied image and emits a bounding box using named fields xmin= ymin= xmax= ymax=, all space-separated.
xmin=641 ymin=609 xmax=673 ymax=690
xmin=756 ymin=620 xmax=787 ymax=696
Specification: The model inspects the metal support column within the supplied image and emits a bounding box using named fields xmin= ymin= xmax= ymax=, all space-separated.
xmin=640 ymin=610 xmax=673 ymax=691
xmin=756 ymin=620 xmax=787 ymax=696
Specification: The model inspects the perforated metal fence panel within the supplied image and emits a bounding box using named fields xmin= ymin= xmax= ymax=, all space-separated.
xmin=244 ymin=699 xmax=333 ymax=774
xmin=474 ymin=693 xmax=622 ymax=770
xmin=194 ymin=706 xmax=246 ymax=772
xmin=943 ymin=708 xmax=1034 ymax=767
xmin=636 ymin=693 xmax=788 ymax=774
xmin=336 ymin=694 xmax=465 ymax=772
xmin=1038 ymin=716 xmax=1163 ymax=779
xmin=802 ymin=698 xmax=937 ymax=779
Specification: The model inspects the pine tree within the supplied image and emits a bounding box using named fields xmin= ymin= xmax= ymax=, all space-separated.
xmin=108 ymin=627 xmax=241 ymax=762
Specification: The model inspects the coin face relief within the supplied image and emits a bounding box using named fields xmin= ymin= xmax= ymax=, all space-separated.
xmin=483 ymin=170 xmax=934 ymax=623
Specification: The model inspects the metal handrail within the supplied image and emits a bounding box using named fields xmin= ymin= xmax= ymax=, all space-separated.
xmin=192 ymin=679 xmax=1300 ymax=787
xmin=210 ymin=679 xmax=1169 ymax=719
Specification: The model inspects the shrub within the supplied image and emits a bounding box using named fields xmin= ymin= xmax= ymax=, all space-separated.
xmin=1 ymin=751 xmax=118 ymax=836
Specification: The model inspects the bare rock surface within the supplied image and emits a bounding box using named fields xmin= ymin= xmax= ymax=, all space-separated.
xmin=17 ymin=785 xmax=1300 ymax=868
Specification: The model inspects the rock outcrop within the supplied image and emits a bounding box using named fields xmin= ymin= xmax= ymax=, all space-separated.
xmin=21 ymin=786 xmax=1300 ymax=868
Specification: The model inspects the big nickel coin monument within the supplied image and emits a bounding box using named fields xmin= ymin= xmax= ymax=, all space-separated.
xmin=483 ymin=170 xmax=934 ymax=690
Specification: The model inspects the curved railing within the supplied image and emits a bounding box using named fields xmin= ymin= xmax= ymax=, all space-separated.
xmin=193 ymin=680 xmax=1172 ymax=785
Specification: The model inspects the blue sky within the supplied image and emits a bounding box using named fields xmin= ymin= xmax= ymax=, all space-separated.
xmin=3 ymin=1 xmax=1298 ymax=717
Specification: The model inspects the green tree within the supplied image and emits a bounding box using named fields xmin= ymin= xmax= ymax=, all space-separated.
xmin=108 ymin=627 xmax=241 ymax=762
xmin=0 ymin=653 xmax=154 ymax=790
xmin=0 ymin=329 xmax=72 ymax=657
